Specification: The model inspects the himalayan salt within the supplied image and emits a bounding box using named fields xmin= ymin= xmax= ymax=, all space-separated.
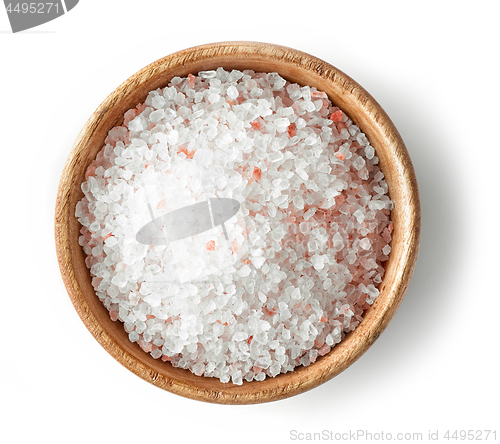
xmin=76 ymin=68 xmax=393 ymax=385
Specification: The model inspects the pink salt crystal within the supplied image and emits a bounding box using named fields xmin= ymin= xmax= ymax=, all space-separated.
xmin=85 ymin=165 xmax=96 ymax=180
xmin=253 ymin=166 xmax=262 ymax=180
xmin=138 ymin=339 xmax=152 ymax=353
xmin=382 ymin=227 xmax=392 ymax=243
xmin=105 ymin=126 xmax=128 ymax=146
xmin=192 ymin=362 xmax=205 ymax=376
xmin=311 ymin=90 xmax=327 ymax=99
xmin=318 ymin=344 xmax=331 ymax=356
xmin=330 ymin=110 xmax=343 ymax=122
xmin=309 ymin=350 xmax=319 ymax=363
xmin=123 ymin=109 xmax=138 ymax=126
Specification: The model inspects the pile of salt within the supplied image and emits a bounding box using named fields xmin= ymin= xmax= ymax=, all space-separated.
xmin=76 ymin=68 xmax=393 ymax=385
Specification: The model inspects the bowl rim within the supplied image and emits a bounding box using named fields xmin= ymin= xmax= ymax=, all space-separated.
xmin=55 ymin=41 xmax=421 ymax=404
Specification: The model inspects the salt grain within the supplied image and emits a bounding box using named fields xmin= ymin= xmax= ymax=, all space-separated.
xmin=359 ymin=238 xmax=371 ymax=250
xmin=303 ymin=207 xmax=317 ymax=221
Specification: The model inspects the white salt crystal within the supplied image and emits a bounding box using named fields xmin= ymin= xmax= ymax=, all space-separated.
xmin=293 ymin=195 xmax=304 ymax=210
xmin=151 ymin=95 xmax=166 ymax=110
xmin=352 ymin=156 xmax=366 ymax=171
xmin=348 ymin=125 xmax=360 ymax=137
xmin=251 ymin=256 xmax=266 ymax=269
xmin=167 ymin=129 xmax=179 ymax=144
xmin=208 ymin=93 xmax=220 ymax=104
xmin=213 ymin=323 xmax=224 ymax=336
xmin=111 ymin=273 xmax=127 ymax=288
xmin=128 ymin=116 xmax=144 ymax=132
xmin=364 ymin=145 xmax=375 ymax=159
xmin=234 ymin=331 xmax=248 ymax=341
xmin=311 ymin=254 xmax=325 ymax=271
xmin=238 ymin=265 xmax=251 ymax=277
xmin=368 ymin=200 xmax=386 ymax=211
xmin=129 ymin=331 xmax=139 ymax=342
xmin=192 ymin=362 xmax=205 ymax=376
xmin=354 ymin=209 xmax=365 ymax=223
xmin=303 ymin=207 xmax=317 ymax=221
xmin=268 ymin=152 xmax=284 ymax=162
xmin=75 ymin=201 xmax=86 ymax=217
xmin=89 ymin=221 xmax=100 ymax=231
xmin=323 ymin=278 xmax=332 ymax=290
xmin=199 ymin=70 xmax=217 ymax=79
xmin=227 ymin=85 xmax=239 ymax=100
xmin=358 ymin=167 xmax=369 ymax=180
xmin=356 ymin=133 xmax=369 ymax=146
xmin=232 ymin=371 xmax=243 ymax=385
xmin=259 ymin=320 xmax=271 ymax=331
xmin=274 ymin=117 xmax=290 ymax=127
xmin=255 ymin=372 xmax=266 ymax=381
xmin=318 ymin=162 xmax=331 ymax=174
xmin=294 ymin=157 xmax=307 ymax=170
xmin=366 ymin=284 xmax=379 ymax=298
xmin=151 ymin=348 xmax=162 ymax=359
xmin=291 ymin=288 xmax=301 ymax=299
xmin=149 ymin=109 xmax=165 ymax=123
xmin=359 ymin=238 xmax=371 ymax=250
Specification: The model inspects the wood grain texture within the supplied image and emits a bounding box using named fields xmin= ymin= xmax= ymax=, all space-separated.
xmin=55 ymin=41 xmax=421 ymax=404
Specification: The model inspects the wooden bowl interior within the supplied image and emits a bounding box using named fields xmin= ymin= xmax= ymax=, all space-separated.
xmin=56 ymin=42 xmax=420 ymax=404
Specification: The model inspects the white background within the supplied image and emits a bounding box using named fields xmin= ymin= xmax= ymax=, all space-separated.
xmin=1 ymin=1 xmax=499 ymax=443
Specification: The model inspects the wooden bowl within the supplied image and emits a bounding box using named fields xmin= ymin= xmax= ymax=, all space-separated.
xmin=55 ymin=41 xmax=420 ymax=404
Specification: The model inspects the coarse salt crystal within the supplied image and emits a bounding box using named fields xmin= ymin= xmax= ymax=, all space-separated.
xmin=364 ymin=145 xmax=375 ymax=159
xmin=268 ymin=152 xmax=284 ymax=162
xmin=128 ymin=116 xmax=144 ymax=132
xmin=354 ymin=209 xmax=365 ymax=223
xmin=303 ymin=207 xmax=317 ymax=221
xmin=293 ymin=195 xmax=304 ymax=210
xmin=227 ymin=85 xmax=239 ymax=100
xmin=359 ymin=238 xmax=371 ymax=250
